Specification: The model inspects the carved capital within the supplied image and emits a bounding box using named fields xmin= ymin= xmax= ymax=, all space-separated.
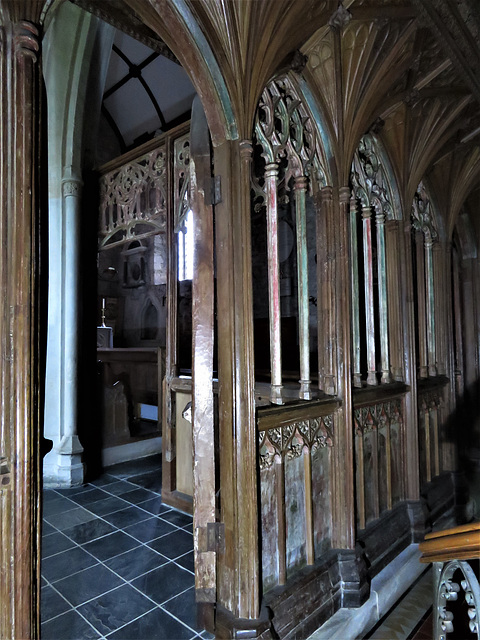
xmin=62 ymin=179 xmax=82 ymax=198
xmin=239 ymin=139 xmax=253 ymax=161
xmin=14 ymin=21 xmax=39 ymax=61
xmin=328 ymin=3 xmax=352 ymax=30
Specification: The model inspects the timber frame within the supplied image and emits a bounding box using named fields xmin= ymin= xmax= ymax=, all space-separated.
xmin=1 ymin=0 xmax=480 ymax=638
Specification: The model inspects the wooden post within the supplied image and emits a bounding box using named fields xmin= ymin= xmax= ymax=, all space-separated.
xmin=294 ymin=176 xmax=311 ymax=400
xmin=350 ymin=193 xmax=362 ymax=387
xmin=190 ymin=97 xmax=216 ymax=602
xmin=276 ymin=457 xmax=287 ymax=584
xmin=303 ymin=448 xmax=314 ymax=565
xmin=214 ymin=139 xmax=260 ymax=620
xmin=265 ymin=162 xmax=283 ymax=405
xmin=318 ymin=186 xmax=336 ymax=396
xmin=0 ymin=11 xmax=43 ymax=638
xmin=385 ymin=220 xmax=403 ymax=382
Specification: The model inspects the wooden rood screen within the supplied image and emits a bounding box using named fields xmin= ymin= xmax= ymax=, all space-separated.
xmin=257 ymin=400 xmax=337 ymax=589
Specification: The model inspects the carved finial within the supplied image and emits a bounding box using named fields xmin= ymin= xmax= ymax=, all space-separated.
xmin=290 ymin=50 xmax=308 ymax=74
xmin=329 ymin=2 xmax=352 ymax=30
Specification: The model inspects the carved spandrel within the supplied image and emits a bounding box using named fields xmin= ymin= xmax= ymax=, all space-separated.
xmin=258 ymin=415 xmax=334 ymax=470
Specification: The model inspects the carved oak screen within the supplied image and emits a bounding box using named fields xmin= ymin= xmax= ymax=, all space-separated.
xmin=251 ymin=75 xmax=327 ymax=405
xmin=349 ymin=133 xmax=398 ymax=387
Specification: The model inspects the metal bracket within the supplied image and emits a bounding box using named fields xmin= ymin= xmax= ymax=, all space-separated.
xmin=0 ymin=457 xmax=11 ymax=489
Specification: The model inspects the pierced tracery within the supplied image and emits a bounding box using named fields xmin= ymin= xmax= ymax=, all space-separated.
xmin=350 ymin=133 xmax=396 ymax=386
xmin=252 ymin=75 xmax=327 ymax=404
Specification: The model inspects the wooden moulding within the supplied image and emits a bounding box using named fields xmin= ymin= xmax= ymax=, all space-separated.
xmin=419 ymin=522 xmax=480 ymax=563
xmin=256 ymin=397 xmax=340 ymax=432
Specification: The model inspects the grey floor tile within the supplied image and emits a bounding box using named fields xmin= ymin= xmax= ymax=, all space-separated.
xmin=82 ymin=495 xmax=129 ymax=516
xmin=101 ymin=480 xmax=137 ymax=496
xmin=160 ymin=509 xmax=193 ymax=528
xmin=175 ymin=551 xmax=194 ymax=574
xmin=41 ymin=521 xmax=56 ymax=537
xmin=53 ymin=563 xmax=124 ymax=607
xmin=42 ymin=545 xmax=99 ymax=583
xmin=41 ymin=609 xmax=101 ymax=639
xmin=42 ymin=531 xmax=76 ymax=559
xmin=62 ymin=518 xmax=116 ymax=544
xmin=162 ymin=587 xmax=204 ymax=633
xmin=82 ymin=531 xmax=140 ymax=561
xmin=43 ymin=497 xmax=78 ymax=517
xmin=147 ymin=529 xmax=194 ymax=559
xmin=77 ymin=584 xmax=155 ymax=635
xmin=45 ymin=506 xmax=97 ymax=531
xmin=102 ymin=505 xmax=152 ymax=529
xmin=132 ymin=562 xmax=194 ymax=605
xmin=119 ymin=487 xmax=158 ymax=504
xmin=108 ymin=605 xmax=195 ymax=640
xmin=126 ymin=471 xmax=162 ymax=493
xmin=104 ymin=545 xmax=169 ymax=581
xmin=123 ymin=516 xmax=176 ymax=543
xmin=69 ymin=488 xmax=110 ymax=506
xmin=138 ymin=497 xmax=171 ymax=516
xmin=41 ymin=585 xmax=71 ymax=622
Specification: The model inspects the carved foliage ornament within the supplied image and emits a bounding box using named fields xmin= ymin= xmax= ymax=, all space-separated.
xmin=258 ymin=415 xmax=334 ymax=470
xmin=350 ymin=133 xmax=395 ymax=219
xmin=435 ymin=560 xmax=480 ymax=638
xmin=354 ymin=399 xmax=402 ymax=435
xmin=411 ymin=181 xmax=438 ymax=242
xmin=99 ymin=145 xmax=167 ymax=249
xmin=252 ymin=76 xmax=327 ymax=211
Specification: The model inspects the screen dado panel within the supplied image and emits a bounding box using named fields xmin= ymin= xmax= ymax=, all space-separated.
xmin=257 ymin=399 xmax=339 ymax=590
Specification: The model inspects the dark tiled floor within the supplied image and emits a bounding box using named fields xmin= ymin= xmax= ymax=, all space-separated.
xmin=41 ymin=456 xmax=213 ymax=640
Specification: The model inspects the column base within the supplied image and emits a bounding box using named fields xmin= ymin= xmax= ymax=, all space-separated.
xmin=43 ymin=435 xmax=85 ymax=487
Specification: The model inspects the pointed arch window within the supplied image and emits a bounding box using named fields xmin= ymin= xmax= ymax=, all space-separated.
xmin=252 ymin=76 xmax=327 ymax=404
xmin=349 ymin=133 xmax=398 ymax=387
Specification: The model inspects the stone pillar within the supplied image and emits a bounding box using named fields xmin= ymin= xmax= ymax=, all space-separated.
xmin=43 ymin=173 xmax=85 ymax=486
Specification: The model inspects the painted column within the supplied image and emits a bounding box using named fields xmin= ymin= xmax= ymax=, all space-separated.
xmin=375 ymin=208 xmax=391 ymax=383
xmin=362 ymin=206 xmax=377 ymax=385
xmin=318 ymin=186 xmax=336 ymax=396
xmin=294 ymin=176 xmax=311 ymax=400
xmin=265 ymin=162 xmax=283 ymax=405
xmin=349 ymin=193 xmax=362 ymax=387
xmin=425 ymin=233 xmax=437 ymax=377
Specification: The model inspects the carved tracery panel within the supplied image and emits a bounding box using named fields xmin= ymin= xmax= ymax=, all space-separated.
xmin=350 ymin=132 xmax=398 ymax=387
xmin=252 ymin=75 xmax=327 ymax=405
xmin=99 ymin=145 xmax=167 ymax=250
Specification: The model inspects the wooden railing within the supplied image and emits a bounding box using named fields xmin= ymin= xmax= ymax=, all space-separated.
xmin=257 ymin=398 xmax=339 ymax=591
xmin=420 ymin=522 xmax=480 ymax=638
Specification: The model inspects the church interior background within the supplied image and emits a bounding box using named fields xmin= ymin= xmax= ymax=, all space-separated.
xmin=1 ymin=0 xmax=480 ymax=638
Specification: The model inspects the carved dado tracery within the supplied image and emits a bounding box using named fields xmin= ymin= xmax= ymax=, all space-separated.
xmin=99 ymin=145 xmax=167 ymax=249
xmin=354 ymin=398 xmax=402 ymax=435
xmin=258 ymin=415 xmax=334 ymax=470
